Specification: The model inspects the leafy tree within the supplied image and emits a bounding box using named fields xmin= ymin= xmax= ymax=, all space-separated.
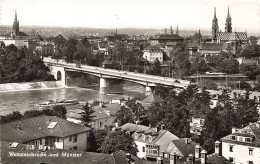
xmin=23 ymin=109 xmax=44 ymax=119
xmin=94 ymin=129 xmax=109 ymax=152
xmin=239 ymin=44 xmax=260 ymax=58
xmin=151 ymin=58 xmax=161 ymax=76
xmin=100 ymin=130 xmax=138 ymax=155
xmin=81 ymin=102 xmax=95 ymax=126
xmin=116 ymin=106 xmax=134 ymax=126
xmin=0 ymin=111 xmax=23 ymax=124
xmin=52 ymin=105 xmax=67 ymax=119
xmin=239 ymin=63 xmax=260 ymax=80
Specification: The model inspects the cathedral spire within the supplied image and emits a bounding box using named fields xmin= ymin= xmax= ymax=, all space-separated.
xmin=212 ymin=7 xmax=219 ymax=42
xmin=176 ymin=24 xmax=179 ymax=35
xmin=225 ymin=6 xmax=232 ymax=32
xmin=170 ymin=25 xmax=173 ymax=34
xmin=15 ymin=10 xmax=17 ymax=22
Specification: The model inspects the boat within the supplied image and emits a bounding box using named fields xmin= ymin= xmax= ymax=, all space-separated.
xmin=35 ymin=99 xmax=79 ymax=107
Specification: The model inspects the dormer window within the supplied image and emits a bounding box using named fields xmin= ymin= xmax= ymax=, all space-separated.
xmin=142 ymin=134 xmax=145 ymax=141
xmin=230 ymin=135 xmax=236 ymax=140
xmin=135 ymin=133 xmax=138 ymax=139
xmin=245 ymin=137 xmax=253 ymax=143
xmin=149 ymin=136 xmax=153 ymax=142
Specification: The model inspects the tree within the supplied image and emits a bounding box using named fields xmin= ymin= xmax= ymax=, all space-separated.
xmin=94 ymin=129 xmax=109 ymax=152
xmin=0 ymin=111 xmax=23 ymax=124
xmin=239 ymin=63 xmax=260 ymax=80
xmin=151 ymin=58 xmax=161 ymax=76
xmin=116 ymin=106 xmax=134 ymax=126
xmin=81 ymin=102 xmax=95 ymax=126
xmin=100 ymin=130 xmax=138 ymax=155
xmin=52 ymin=105 xmax=67 ymax=119
xmin=239 ymin=44 xmax=260 ymax=58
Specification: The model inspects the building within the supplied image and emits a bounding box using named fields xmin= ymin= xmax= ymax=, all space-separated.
xmin=67 ymin=103 xmax=121 ymax=129
xmin=139 ymin=93 xmax=164 ymax=110
xmin=165 ymin=138 xmax=197 ymax=158
xmin=11 ymin=10 xmax=20 ymax=37
xmin=1 ymin=115 xmax=90 ymax=151
xmin=143 ymin=46 xmax=164 ymax=63
xmin=211 ymin=7 xmax=248 ymax=44
xmin=150 ymin=34 xmax=183 ymax=46
xmin=35 ymin=41 xmax=55 ymax=56
xmin=189 ymin=115 xmax=205 ymax=135
xmin=120 ymin=123 xmax=179 ymax=159
xmin=198 ymin=43 xmax=223 ymax=58
xmin=220 ymin=121 xmax=260 ymax=164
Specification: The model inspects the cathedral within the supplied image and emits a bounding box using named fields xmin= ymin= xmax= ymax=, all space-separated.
xmin=11 ymin=10 xmax=20 ymax=37
xmin=211 ymin=7 xmax=248 ymax=44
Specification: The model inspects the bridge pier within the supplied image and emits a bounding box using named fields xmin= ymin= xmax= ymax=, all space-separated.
xmin=145 ymin=86 xmax=154 ymax=96
xmin=100 ymin=78 xmax=107 ymax=94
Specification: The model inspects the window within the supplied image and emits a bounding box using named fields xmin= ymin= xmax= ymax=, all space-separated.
xmin=231 ymin=135 xmax=236 ymax=140
xmin=248 ymin=161 xmax=253 ymax=164
xmin=229 ymin=145 xmax=234 ymax=152
xmin=56 ymin=138 xmax=59 ymax=142
xmin=142 ymin=146 xmax=145 ymax=152
xmin=73 ymin=146 xmax=77 ymax=150
xmin=149 ymin=136 xmax=152 ymax=142
xmin=245 ymin=137 xmax=252 ymax=143
xmin=142 ymin=134 xmax=145 ymax=141
xmin=249 ymin=148 xmax=253 ymax=155
xmin=39 ymin=140 xmax=42 ymax=145
xmin=73 ymin=135 xmax=77 ymax=143
xmin=99 ymin=122 xmax=103 ymax=128
xmin=229 ymin=157 xmax=234 ymax=162
xmin=69 ymin=136 xmax=72 ymax=142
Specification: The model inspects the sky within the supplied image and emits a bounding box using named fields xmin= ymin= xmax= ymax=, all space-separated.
xmin=0 ymin=0 xmax=259 ymax=31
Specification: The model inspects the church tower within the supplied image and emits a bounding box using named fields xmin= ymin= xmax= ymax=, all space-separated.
xmin=12 ymin=10 xmax=20 ymax=36
xmin=212 ymin=7 xmax=219 ymax=41
xmin=225 ymin=6 xmax=232 ymax=33
xmin=176 ymin=24 xmax=179 ymax=35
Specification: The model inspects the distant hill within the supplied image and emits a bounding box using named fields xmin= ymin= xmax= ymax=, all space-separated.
xmin=0 ymin=25 xmax=258 ymax=38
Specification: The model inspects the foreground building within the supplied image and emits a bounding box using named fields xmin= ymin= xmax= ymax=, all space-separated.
xmin=120 ymin=123 xmax=179 ymax=159
xmin=1 ymin=115 xmax=90 ymax=151
xmin=221 ymin=121 xmax=260 ymax=164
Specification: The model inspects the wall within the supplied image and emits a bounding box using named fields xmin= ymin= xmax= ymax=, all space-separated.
xmin=135 ymin=141 xmax=147 ymax=158
xmin=91 ymin=116 xmax=117 ymax=129
xmin=63 ymin=132 xmax=88 ymax=151
xmin=222 ymin=141 xmax=260 ymax=164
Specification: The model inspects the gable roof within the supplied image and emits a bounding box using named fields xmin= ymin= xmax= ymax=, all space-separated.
xmin=221 ymin=122 xmax=260 ymax=147
xmin=168 ymin=138 xmax=197 ymax=157
xmin=97 ymin=150 xmax=149 ymax=164
xmin=142 ymin=93 xmax=164 ymax=104
xmin=91 ymin=103 xmax=121 ymax=119
xmin=217 ymin=32 xmax=247 ymax=41
xmin=199 ymin=43 xmax=223 ymax=51
xmin=1 ymin=115 xmax=90 ymax=143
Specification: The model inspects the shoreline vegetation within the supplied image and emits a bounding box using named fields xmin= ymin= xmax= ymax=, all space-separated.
xmin=0 ymin=81 xmax=72 ymax=92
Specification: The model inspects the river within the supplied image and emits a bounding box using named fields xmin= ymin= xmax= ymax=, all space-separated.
xmin=0 ymin=81 xmax=145 ymax=116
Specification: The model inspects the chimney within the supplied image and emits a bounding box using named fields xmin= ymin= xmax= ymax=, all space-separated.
xmin=156 ymin=126 xmax=160 ymax=133
xmin=161 ymin=124 xmax=165 ymax=130
xmin=232 ymin=127 xmax=238 ymax=133
xmin=156 ymin=157 xmax=163 ymax=164
xmin=195 ymin=145 xmax=201 ymax=159
xmin=115 ymin=122 xmax=118 ymax=127
xmin=256 ymin=121 xmax=260 ymax=129
xmin=188 ymin=154 xmax=196 ymax=164
xmin=215 ymin=141 xmax=222 ymax=156
xmin=201 ymin=150 xmax=207 ymax=164
xmin=99 ymin=102 xmax=103 ymax=107
xmin=185 ymin=138 xmax=190 ymax=144
xmin=126 ymin=153 xmax=131 ymax=163
xmin=170 ymin=152 xmax=177 ymax=164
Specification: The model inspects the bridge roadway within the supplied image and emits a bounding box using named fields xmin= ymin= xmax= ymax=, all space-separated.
xmin=43 ymin=58 xmax=190 ymax=89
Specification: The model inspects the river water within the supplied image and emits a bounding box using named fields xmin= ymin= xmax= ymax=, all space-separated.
xmin=0 ymin=81 xmax=145 ymax=116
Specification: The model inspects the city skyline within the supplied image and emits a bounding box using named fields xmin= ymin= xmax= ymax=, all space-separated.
xmin=0 ymin=0 xmax=259 ymax=32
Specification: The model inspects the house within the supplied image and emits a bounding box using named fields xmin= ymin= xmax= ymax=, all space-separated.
xmin=220 ymin=121 xmax=260 ymax=164
xmin=35 ymin=41 xmax=55 ymax=56
xmin=198 ymin=43 xmax=223 ymax=59
xmin=143 ymin=46 xmax=164 ymax=63
xmin=120 ymin=123 xmax=179 ymax=159
xmin=1 ymin=115 xmax=90 ymax=151
xmin=165 ymin=138 xmax=197 ymax=158
xmin=189 ymin=115 xmax=205 ymax=135
xmin=140 ymin=93 xmax=164 ymax=110
xmin=67 ymin=103 xmax=121 ymax=129
xmin=167 ymin=142 xmax=230 ymax=164
xmin=150 ymin=34 xmax=184 ymax=46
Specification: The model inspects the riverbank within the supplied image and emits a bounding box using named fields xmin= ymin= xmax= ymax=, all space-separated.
xmin=0 ymin=81 xmax=69 ymax=92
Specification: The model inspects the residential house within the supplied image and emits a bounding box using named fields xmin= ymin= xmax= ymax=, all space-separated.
xmin=143 ymin=46 xmax=164 ymax=63
xmin=1 ymin=115 xmax=90 ymax=151
xmin=140 ymin=93 xmax=164 ymax=110
xmin=35 ymin=41 xmax=55 ymax=56
xmin=67 ymin=103 xmax=121 ymax=129
xmin=221 ymin=121 xmax=260 ymax=164
xmin=120 ymin=123 xmax=179 ymax=159
xmin=150 ymin=34 xmax=184 ymax=46
xmin=189 ymin=115 xmax=205 ymax=135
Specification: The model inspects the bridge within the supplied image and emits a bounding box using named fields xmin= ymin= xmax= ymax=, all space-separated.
xmin=43 ymin=57 xmax=190 ymax=95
